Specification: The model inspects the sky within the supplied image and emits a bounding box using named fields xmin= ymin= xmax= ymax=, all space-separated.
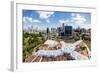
xmin=22 ymin=10 xmax=91 ymax=31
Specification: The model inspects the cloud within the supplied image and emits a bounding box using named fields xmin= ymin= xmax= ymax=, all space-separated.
xmin=59 ymin=13 xmax=90 ymax=29
xmin=32 ymin=19 xmax=41 ymax=23
xmin=37 ymin=11 xmax=54 ymax=19
xmin=72 ymin=14 xmax=86 ymax=25
xmin=23 ymin=16 xmax=41 ymax=30
xmin=71 ymin=14 xmax=90 ymax=29
xmin=46 ymin=19 xmax=50 ymax=23
xmin=59 ymin=20 xmax=69 ymax=23
xmin=59 ymin=14 xmax=86 ymax=25
xmin=71 ymin=13 xmax=76 ymax=17
xmin=23 ymin=17 xmax=31 ymax=25
xmin=23 ymin=16 xmax=41 ymax=24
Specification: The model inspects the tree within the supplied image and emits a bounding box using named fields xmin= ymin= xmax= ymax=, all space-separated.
xmin=23 ymin=31 xmax=45 ymax=62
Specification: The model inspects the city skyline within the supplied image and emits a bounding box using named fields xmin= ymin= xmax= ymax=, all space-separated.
xmin=22 ymin=10 xmax=91 ymax=31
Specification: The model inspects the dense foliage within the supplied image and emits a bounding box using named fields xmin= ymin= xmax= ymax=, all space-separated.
xmin=23 ymin=31 xmax=45 ymax=62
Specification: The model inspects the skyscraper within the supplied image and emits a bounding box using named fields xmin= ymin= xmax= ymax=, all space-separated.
xmin=46 ymin=28 xmax=50 ymax=34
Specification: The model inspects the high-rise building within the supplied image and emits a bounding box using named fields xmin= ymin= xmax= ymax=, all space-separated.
xmin=57 ymin=23 xmax=72 ymax=39
xmin=57 ymin=27 xmax=62 ymax=36
xmin=65 ymin=26 xmax=72 ymax=36
xmin=51 ymin=28 xmax=57 ymax=33
xmin=46 ymin=28 xmax=50 ymax=34
xmin=62 ymin=23 xmax=65 ymax=31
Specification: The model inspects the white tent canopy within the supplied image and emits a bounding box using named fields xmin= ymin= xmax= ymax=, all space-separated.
xmin=44 ymin=40 xmax=58 ymax=48
xmin=33 ymin=40 xmax=89 ymax=60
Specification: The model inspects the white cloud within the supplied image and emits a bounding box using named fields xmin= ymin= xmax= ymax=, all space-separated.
xmin=23 ymin=16 xmax=41 ymax=24
xmin=37 ymin=11 xmax=54 ymax=19
xmin=72 ymin=14 xmax=86 ymax=25
xmin=59 ymin=20 xmax=69 ymax=23
xmin=32 ymin=19 xmax=41 ymax=23
xmin=23 ymin=16 xmax=41 ymax=30
xmin=28 ymin=17 xmax=32 ymax=22
xmin=23 ymin=17 xmax=29 ymax=22
xmin=59 ymin=20 xmax=65 ymax=23
xmin=23 ymin=17 xmax=31 ymax=25
xmin=59 ymin=13 xmax=90 ymax=29
xmin=46 ymin=19 xmax=50 ymax=23
xmin=71 ymin=14 xmax=90 ymax=29
xmin=71 ymin=13 xmax=75 ymax=17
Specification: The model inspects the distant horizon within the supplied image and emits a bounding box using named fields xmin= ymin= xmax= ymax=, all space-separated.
xmin=22 ymin=10 xmax=91 ymax=31
xmin=23 ymin=26 xmax=91 ymax=33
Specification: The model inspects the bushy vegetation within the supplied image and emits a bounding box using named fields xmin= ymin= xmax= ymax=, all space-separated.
xmin=23 ymin=31 xmax=45 ymax=62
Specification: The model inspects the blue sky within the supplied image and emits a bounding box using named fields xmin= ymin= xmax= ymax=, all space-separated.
xmin=22 ymin=10 xmax=91 ymax=30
